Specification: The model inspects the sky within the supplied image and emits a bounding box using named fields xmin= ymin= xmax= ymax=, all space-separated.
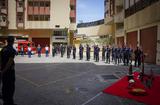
xmin=77 ymin=0 xmax=104 ymax=23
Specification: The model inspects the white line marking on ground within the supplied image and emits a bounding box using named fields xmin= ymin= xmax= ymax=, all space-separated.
xmin=16 ymin=75 xmax=40 ymax=87
xmin=81 ymin=92 xmax=103 ymax=105
xmin=38 ymin=70 xmax=93 ymax=87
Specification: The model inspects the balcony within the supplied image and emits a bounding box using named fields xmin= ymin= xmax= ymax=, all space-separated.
xmin=115 ymin=0 xmax=123 ymax=6
xmin=0 ymin=21 xmax=7 ymax=27
xmin=52 ymin=36 xmax=67 ymax=42
xmin=17 ymin=7 xmax=24 ymax=12
xmin=1 ymin=8 xmax=7 ymax=14
xmin=114 ymin=10 xmax=124 ymax=23
xmin=115 ymin=28 xmax=125 ymax=37
xmin=17 ymin=23 xmax=24 ymax=28
xmin=104 ymin=16 xmax=114 ymax=25
xmin=70 ymin=10 xmax=76 ymax=18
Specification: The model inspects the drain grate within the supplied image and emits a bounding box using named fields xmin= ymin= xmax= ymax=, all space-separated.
xmin=101 ymin=75 xmax=118 ymax=80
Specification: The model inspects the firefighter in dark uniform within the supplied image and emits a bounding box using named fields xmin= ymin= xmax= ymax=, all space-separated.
xmin=134 ymin=46 xmax=142 ymax=67
xmin=0 ymin=36 xmax=17 ymax=105
xmin=102 ymin=46 xmax=105 ymax=61
xmin=122 ymin=46 xmax=127 ymax=65
xmin=67 ymin=45 xmax=71 ymax=58
xmin=86 ymin=44 xmax=91 ymax=61
xmin=126 ymin=46 xmax=130 ymax=66
xmin=79 ymin=44 xmax=84 ymax=60
xmin=93 ymin=45 xmax=96 ymax=60
xmin=117 ymin=46 xmax=121 ymax=65
xmin=60 ymin=44 xmax=65 ymax=57
xmin=105 ymin=45 xmax=111 ymax=63
xmin=111 ymin=46 xmax=115 ymax=62
xmin=73 ymin=45 xmax=76 ymax=59
xmin=115 ymin=47 xmax=118 ymax=64
xmin=129 ymin=47 xmax=133 ymax=64
xmin=95 ymin=45 xmax=100 ymax=62
xmin=52 ymin=45 xmax=56 ymax=57
xmin=120 ymin=47 xmax=123 ymax=63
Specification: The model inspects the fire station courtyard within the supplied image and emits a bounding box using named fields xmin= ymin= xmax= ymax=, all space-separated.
xmin=1 ymin=55 xmax=160 ymax=105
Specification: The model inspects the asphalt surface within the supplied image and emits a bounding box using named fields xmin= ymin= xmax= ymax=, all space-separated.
xmin=0 ymin=54 xmax=160 ymax=105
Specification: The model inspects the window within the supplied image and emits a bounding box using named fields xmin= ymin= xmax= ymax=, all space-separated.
xmin=39 ymin=15 xmax=44 ymax=21
xmin=28 ymin=1 xmax=33 ymax=6
xmin=40 ymin=1 xmax=44 ymax=7
xmin=18 ymin=1 xmax=23 ymax=7
xmin=34 ymin=15 xmax=39 ymax=21
xmin=44 ymin=15 xmax=50 ymax=21
xmin=28 ymin=15 xmax=33 ymax=21
xmin=33 ymin=1 xmax=39 ymax=7
xmin=45 ymin=1 xmax=50 ymax=7
xmin=70 ymin=5 xmax=75 ymax=10
xmin=18 ymin=16 xmax=23 ymax=23
xmin=2 ymin=16 xmax=6 ymax=22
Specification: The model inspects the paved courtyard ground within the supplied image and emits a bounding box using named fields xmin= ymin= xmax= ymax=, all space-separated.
xmin=0 ymin=54 xmax=160 ymax=105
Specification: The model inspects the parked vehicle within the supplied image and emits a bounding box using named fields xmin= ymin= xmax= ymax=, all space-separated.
xmin=17 ymin=41 xmax=36 ymax=54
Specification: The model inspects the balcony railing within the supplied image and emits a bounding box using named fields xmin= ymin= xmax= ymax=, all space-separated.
xmin=17 ymin=23 xmax=24 ymax=28
xmin=17 ymin=7 xmax=24 ymax=12
xmin=115 ymin=28 xmax=125 ymax=36
xmin=1 ymin=8 xmax=7 ymax=14
xmin=0 ymin=21 xmax=7 ymax=27
xmin=104 ymin=16 xmax=114 ymax=25
xmin=125 ymin=0 xmax=159 ymax=18
xmin=114 ymin=10 xmax=124 ymax=23
xmin=52 ymin=36 xmax=67 ymax=42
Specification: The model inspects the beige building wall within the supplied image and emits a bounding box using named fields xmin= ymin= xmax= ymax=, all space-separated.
xmin=124 ymin=1 xmax=160 ymax=31
xmin=8 ymin=0 xmax=17 ymax=29
xmin=25 ymin=0 xmax=70 ymax=29
xmin=77 ymin=24 xmax=112 ymax=37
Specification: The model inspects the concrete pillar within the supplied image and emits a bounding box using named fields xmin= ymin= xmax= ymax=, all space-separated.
xmin=137 ymin=29 xmax=140 ymax=47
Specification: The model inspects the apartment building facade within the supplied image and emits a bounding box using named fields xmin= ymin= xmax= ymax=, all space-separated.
xmin=104 ymin=0 xmax=125 ymax=46
xmin=0 ymin=0 xmax=76 ymax=52
xmin=124 ymin=0 xmax=160 ymax=64
xmin=105 ymin=0 xmax=160 ymax=64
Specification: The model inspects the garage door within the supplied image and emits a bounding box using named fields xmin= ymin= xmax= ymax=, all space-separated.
xmin=32 ymin=38 xmax=50 ymax=53
xmin=127 ymin=31 xmax=138 ymax=50
xmin=140 ymin=26 xmax=157 ymax=64
xmin=117 ymin=37 xmax=124 ymax=47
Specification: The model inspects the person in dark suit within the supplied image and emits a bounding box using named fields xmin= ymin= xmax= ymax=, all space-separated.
xmin=0 ymin=36 xmax=17 ymax=105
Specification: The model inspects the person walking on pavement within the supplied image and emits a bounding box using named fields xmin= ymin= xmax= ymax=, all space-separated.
xmin=37 ymin=44 xmax=41 ymax=57
xmin=86 ymin=44 xmax=91 ymax=61
xmin=73 ymin=45 xmax=76 ymax=59
xmin=0 ymin=36 xmax=17 ymax=105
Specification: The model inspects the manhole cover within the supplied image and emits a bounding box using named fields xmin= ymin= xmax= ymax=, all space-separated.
xmin=101 ymin=75 xmax=118 ymax=80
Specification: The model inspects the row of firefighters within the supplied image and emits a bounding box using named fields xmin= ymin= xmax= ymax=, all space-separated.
xmin=19 ymin=44 xmax=144 ymax=67
xmin=51 ymin=44 xmax=143 ymax=67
